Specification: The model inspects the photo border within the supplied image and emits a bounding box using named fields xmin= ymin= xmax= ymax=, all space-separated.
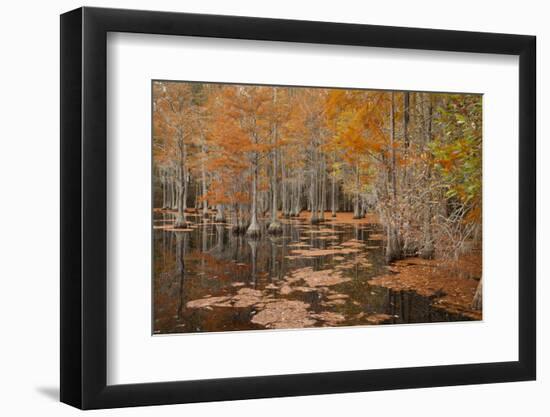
xmin=149 ymin=78 xmax=485 ymax=336
xmin=60 ymin=6 xmax=535 ymax=409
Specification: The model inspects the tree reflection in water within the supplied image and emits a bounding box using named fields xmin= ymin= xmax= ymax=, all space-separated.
xmin=153 ymin=212 xmax=474 ymax=334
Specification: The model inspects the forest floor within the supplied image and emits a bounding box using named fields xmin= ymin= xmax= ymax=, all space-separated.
xmin=368 ymin=253 xmax=482 ymax=320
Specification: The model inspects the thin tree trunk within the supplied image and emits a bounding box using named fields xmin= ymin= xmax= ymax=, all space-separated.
xmin=386 ymin=92 xmax=402 ymax=262
xmin=215 ymin=204 xmax=225 ymax=222
xmin=472 ymin=278 xmax=482 ymax=310
xmin=200 ymin=137 xmax=208 ymax=217
xmin=353 ymin=164 xmax=361 ymax=218
xmin=161 ymin=168 xmax=168 ymax=209
xmin=318 ymin=155 xmax=326 ymax=221
xmin=310 ymin=136 xmax=319 ymax=224
xmin=170 ymin=175 xmax=176 ymax=210
xmin=246 ymin=154 xmax=261 ymax=238
xmin=331 ymin=156 xmax=337 ymax=217
xmin=268 ymin=90 xmax=282 ymax=234
xmin=281 ymin=151 xmax=289 ymax=217
xmin=182 ymin=167 xmax=188 ymax=211
xmin=310 ymin=171 xmax=319 ymax=224
xmin=174 ymin=164 xmax=187 ymax=228
xmin=420 ymin=94 xmax=435 ymax=259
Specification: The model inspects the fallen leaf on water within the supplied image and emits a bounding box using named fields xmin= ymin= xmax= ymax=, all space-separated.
xmin=366 ymin=313 xmax=393 ymax=324
xmin=290 ymin=248 xmax=361 ymax=257
xmin=280 ymin=285 xmax=293 ymax=295
xmin=326 ymin=293 xmax=349 ymax=301
xmin=251 ymin=300 xmax=316 ymax=329
xmin=186 ymin=296 xmax=231 ymax=309
xmin=287 ymin=267 xmax=351 ymax=287
xmin=311 ymin=311 xmax=346 ymax=325
xmin=322 ymin=299 xmax=346 ymax=307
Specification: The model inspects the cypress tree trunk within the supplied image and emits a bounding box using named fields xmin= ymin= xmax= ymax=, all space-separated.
xmin=182 ymin=167 xmax=188 ymax=212
xmin=231 ymin=205 xmax=240 ymax=233
xmin=310 ymin=137 xmax=319 ymax=224
xmin=420 ymin=94 xmax=435 ymax=259
xmin=246 ymin=154 xmax=261 ymax=238
xmin=353 ymin=164 xmax=361 ymax=219
xmin=201 ymin=140 xmax=208 ymax=217
xmin=472 ymin=278 xmax=482 ymax=310
xmin=268 ymin=91 xmax=283 ymax=234
xmin=215 ymin=204 xmax=225 ymax=222
xmin=281 ymin=150 xmax=289 ymax=217
xmin=331 ymin=173 xmax=337 ymax=217
xmin=318 ymin=156 xmax=326 ymax=222
xmin=174 ymin=164 xmax=188 ymax=228
xmin=310 ymin=171 xmax=319 ymax=224
xmin=385 ymin=92 xmax=402 ymax=262
xmin=161 ymin=168 xmax=168 ymax=209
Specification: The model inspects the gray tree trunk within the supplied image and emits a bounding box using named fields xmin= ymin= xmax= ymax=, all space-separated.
xmin=310 ymin=137 xmax=319 ymax=224
xmin=174 ymin=164 xmax=187 ymax=228
xmin=385 ymin=93 xmax=402 ymax=262
xmin=201 ymin=139 xmax=208 ymax=217
xmin=215 ymin=204 xmax=225 ymax=222
xmin=420 ymin=94 xmax=435 ymax=259
xmin=472 ymin=278 xmax=482 ymax=310
xmin=331 ymin=173 xmax=337 ymax=217
xmin=161 ymin=168 xmax=168 ymax=209
xmin=318 ymin=156 xmax=326 ymax=222
xmin=281 ymin=153 xmax=289 ymax=217
xmin=246 ymin=155 xmax=261 ymax=238
xmin=268 ymin=92 xmax=282 ymax=234
xmin=353 ymin=165 xmax=361 ymax=218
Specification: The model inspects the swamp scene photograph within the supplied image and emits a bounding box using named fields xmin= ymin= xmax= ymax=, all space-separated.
xmin=152 ymin=81 xmax=482 ymax=334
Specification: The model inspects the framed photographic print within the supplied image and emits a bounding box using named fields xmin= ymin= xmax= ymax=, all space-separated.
xmin=60 ymin=6 xmax=536 ymax=409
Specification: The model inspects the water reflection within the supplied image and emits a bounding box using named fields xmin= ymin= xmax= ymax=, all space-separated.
xmin=153 ymin=211 xmax=472 ymax=334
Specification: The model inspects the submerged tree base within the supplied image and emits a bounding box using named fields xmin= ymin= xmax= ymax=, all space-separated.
xmin=231 ymin=224 xmax=248 ymax=234
xmin=267 ymin=221 xmax=283 ymax=234
xmin=174 ymin=217 xmax=190 ymax=229
xmin=245 ymin=224 xmax=262 ymax=238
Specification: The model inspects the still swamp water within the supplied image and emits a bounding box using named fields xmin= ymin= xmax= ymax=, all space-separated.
xmin=153 ymin=211 xmax=474 ymax=334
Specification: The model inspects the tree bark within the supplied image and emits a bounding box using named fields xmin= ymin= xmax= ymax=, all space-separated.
xmin=420 ymin=94 xmax=435 ymax=259
xmin=331 ymin=159 xmax=337 ymax=217
xmin=215 ymin=204 xmax=225 ymax=222
xmin=246 ymin=153 xmax=261 ymax=238
xmin=174 ymin=164 xmax=187 ymax=228
xmin=281 ymin=152 xmax=289 ymax=217
xmin=268 ymin=90 xmax=283 ymax=234
xmin=161 ymin=168 xmax=168 ymax=209
xmin=318 ymin=155 xmax=326 ymax=222
xmin=385 ymin=92 xmax=402 ymax=262
xmin=200 ymin=135 xmax=208 ymax=217
xmin=310 ymin=136 xmax=319 ymax=224
xmin=353 ymin=163 xmax=361 ymax=218
xmin=472 ymin=278 xmax=482 ymax=310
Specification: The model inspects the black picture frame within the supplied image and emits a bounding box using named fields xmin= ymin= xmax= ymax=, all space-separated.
xmin=60 ymin=6 xmax=536 ymax=410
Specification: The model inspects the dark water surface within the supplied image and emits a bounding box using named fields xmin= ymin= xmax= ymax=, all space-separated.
xmin=153 ymin=211 xmax=472 ymax=334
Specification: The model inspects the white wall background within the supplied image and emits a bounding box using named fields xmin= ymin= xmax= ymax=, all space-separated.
xmin=0 ymin=0 xmax=545 ymax=415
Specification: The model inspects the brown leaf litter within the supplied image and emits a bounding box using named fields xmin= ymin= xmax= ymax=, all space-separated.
xmin=368 ymin=255 xmax=482 ymax=320
xmin=287 ymin=267 xmax=351 ymax=287
xmin=251 ymin=300 xmax=316 ymax=329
